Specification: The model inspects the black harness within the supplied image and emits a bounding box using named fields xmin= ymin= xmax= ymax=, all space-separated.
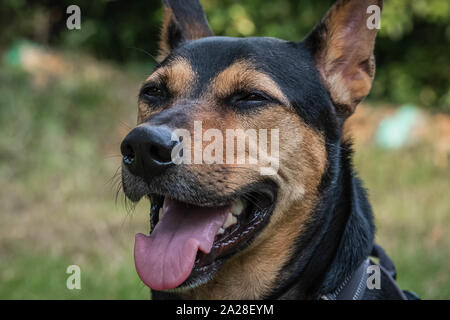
xmin=321 ymin=244 xmax=418 ymax=300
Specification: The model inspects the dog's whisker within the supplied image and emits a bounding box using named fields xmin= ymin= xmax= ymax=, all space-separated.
xmin=119 ymin=120 xmax=133 ymax=130
xmin=127 ymin=46 xmax=159 ymax=64
xmin=104 ymin=154 xmax=122 ymax=159
xmin=107 ymin=165 xmax=122 ymax=187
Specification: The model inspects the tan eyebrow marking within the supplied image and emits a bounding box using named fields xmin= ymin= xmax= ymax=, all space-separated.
xmin=209 ymin=60 xmax=290 ymax=106
xmin=144 ymin=57 xmax=196 ymax=96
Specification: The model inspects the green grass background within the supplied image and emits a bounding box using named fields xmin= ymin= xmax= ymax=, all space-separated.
xmin=0 ymin=50 xmax=448 ymax=299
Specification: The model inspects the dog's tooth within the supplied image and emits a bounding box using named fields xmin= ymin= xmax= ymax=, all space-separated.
xmin=231 ymin=198 xmax=246 ymax=216
xmin=216 ymin=228 xmax=225 ymax=235
xmin=223 ymin=213 xmax=237 ymax=229
xmin=223 ymin=213 xmax=233 ymax=229
xmin=158 ymin=208 xmax=163 ymax=220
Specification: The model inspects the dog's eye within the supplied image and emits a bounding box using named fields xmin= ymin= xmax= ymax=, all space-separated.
xmin=144 ymin=86 xmax=163 ymax=97
xmin=230 ymin=91 xmax=269 ymax=109
xmin=239 ymin=92 xmax=266 ymax=102
xmin=140 ymin=84 xmax=167 ymax=103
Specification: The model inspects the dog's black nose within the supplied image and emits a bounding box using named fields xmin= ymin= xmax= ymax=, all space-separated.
xmin=120 ymin=125 xmax=176 ymax=180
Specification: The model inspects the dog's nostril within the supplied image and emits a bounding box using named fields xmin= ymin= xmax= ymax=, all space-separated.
xmin=123 ymin=155 xmax=134 ymax=165
xmin=149 ymin=143 xmax=173 ymax=164
xmin=121 ymin=142 xmax=135 ymax=165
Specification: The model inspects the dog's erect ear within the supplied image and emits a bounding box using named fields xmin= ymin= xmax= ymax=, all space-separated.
xmin=305 ymin=0 xmax=382 ymax=117
xmin=158 ymin=0 xmax=214 ymax=61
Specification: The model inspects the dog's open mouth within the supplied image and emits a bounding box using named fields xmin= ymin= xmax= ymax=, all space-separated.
xmin=134 ymin=184 xmax=276 ymax=291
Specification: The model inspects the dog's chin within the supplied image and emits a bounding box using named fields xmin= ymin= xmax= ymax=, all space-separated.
xmin=124 ymin=174 xmax=277 ymax=292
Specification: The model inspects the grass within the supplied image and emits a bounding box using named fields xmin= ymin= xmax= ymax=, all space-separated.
xmin=0 ymin=251 xmax=149 ymax=299
xmin=354 ymin=145 xmax=450 ymax=299
xmin=0 ymin=48 xmax=448 ymax=299
xmin=0 ymin=50 xmax=152 ymax=299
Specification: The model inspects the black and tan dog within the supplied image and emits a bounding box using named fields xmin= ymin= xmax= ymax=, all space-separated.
xmin=120 ymin=0 xmax=411 ymax=299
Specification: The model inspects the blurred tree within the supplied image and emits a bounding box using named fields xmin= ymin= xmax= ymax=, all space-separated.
xmin=1 ymin=0 xmax=449 ymax=110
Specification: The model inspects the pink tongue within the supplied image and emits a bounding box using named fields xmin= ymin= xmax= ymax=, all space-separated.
xmin=134 ymin=197 xmax=229 ymax=290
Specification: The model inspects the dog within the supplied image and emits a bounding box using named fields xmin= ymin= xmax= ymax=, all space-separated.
xmin=120 ymin=0 xmax=413 ymax=299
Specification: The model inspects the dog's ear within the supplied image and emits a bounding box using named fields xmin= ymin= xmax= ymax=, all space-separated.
xmin=305 ymin=0 xmax=382 ymax=117
xmin=158 ymin=0 xmax=214 ymax=61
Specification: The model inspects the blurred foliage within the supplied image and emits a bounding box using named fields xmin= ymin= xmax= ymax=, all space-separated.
xmin=0 ymin=0 xmax=449 ymax=109
xmin=0 ymin=55 xmax=150 ymax=299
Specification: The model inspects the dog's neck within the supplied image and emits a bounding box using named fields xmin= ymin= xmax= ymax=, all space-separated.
xmin=267 ymin=140 xmax=375 ymax=299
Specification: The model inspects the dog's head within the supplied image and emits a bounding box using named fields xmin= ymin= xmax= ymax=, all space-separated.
xmin=121 ymin=0 xmax=382 ymax=299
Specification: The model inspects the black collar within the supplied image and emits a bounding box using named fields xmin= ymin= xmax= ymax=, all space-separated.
xmin=321 ymin=244 xmax=409 ymax=300
xmin=321 ymin=258 xmax=370 ymax=300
